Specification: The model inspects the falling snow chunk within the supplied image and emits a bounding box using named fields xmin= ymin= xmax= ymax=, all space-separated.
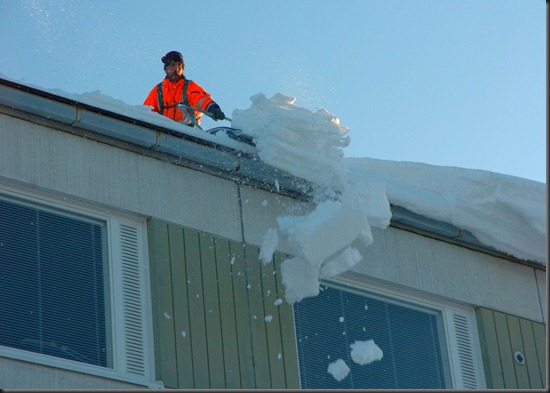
xmin=273 ymin=298 xmax=283 ymax=306
xmin=181 ymin=331 xmax=187 ymax=338
xmin=265 ymin=315 xmax=273 ymax=322
xmin=327 ymin=359 xmax=350 ymax=382
xmin=339 ymin=317 xmax=344 ymax=323
xmin=280 ymin=257 xmax=320 ymax=303
xmin=259 ymin=227 xmax=279 ymax=265
xmin=277 ymin=353 xmax=282 ymax=360
xmin=230 ymin=256 xmax=235 ymax=265
xmin=163 ymin=312 xmax=171 ymax=320
xmin=262 ymin=200 xmax=269 ymax=207
xmin=350 ymin=339 xmax=383 ymax=365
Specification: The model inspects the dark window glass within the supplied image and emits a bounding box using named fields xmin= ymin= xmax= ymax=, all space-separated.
xmin=294 ymin=285 xmax=447 ymax=389
xmin=0 ymin=198 xmax=108 ymax=367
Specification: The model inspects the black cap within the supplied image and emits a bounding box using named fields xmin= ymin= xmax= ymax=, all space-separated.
xmin=161 ymin=51 xmax=184 ymax=66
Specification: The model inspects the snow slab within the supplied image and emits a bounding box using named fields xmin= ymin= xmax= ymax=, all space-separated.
xmin=327 ymin=358 xmax=350 ymax=382
xmin=350 ymin=339 xmax=384 ymax=365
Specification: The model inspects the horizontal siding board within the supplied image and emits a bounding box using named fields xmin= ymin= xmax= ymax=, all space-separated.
xmin=147 ymin=219 xmax=179 ymax=388
xmin=214 ymin=238 xmax=242 ymax=388
xmin=167 ymin=224 xmax=193 ymax=388
xmin=199 ymin=232 xmax=227 ymax=388
xmin=183 ymin=228 xmax=210 ymax=388
xmin=519 ymin=318 xmax=543 ymax=388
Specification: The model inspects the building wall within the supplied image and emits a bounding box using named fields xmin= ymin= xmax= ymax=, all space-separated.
xmin=0 ymin=357 xmax=144 ymax=389
xmin=147 ymin=219 xmax=300 ymax=389
xmin=0 ymin=100 xmax=546 ymax=389
xmin=476 ymin=308 xmax=546 ymax=389
xmin=350 ymin=226 xmax=546 ymax=324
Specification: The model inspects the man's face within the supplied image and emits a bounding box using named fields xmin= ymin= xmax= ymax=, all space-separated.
xmin=164 ymin=62 xmax=183 ymax=82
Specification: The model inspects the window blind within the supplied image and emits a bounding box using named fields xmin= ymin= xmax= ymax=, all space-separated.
xmin=0 ymin=198 xmax=109 ymax=367
xmin=294 ymin=285 xmax=449 ymax=389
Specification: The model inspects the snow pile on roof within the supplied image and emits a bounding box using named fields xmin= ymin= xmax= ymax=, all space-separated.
xmin=232 ymin=93 xmax=351 ymax=189
xmin=232 ymin=93 xmax=546 ymax=303
xmin=344 ymin=158 xmax=547 ymax=264
xmin=233 ymin=93 xmax=393 ymax=303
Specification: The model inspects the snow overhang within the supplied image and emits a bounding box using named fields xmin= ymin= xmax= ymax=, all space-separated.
xmin=390 ymin=205 xmax=545 ymax=270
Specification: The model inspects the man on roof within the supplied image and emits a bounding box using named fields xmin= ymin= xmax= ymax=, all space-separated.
xmin=144 ymin=50 xmax=225 ymax=128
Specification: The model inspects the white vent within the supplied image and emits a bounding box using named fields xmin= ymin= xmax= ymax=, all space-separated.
xmin=450 ymin=311 xmax=483 ymax=389
xmin=119 ymin=223 xmax=147 ymax=376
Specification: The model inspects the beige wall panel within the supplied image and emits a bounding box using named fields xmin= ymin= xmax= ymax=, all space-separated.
xmin=534 ymin=269 xmax=547 ymax=323
xmin=351 ymin=227 xmax=545 ymax=323
xmin=0 ymin=357 xmax=145 ymax=389
xmin=0 ymin=115 xmax=241 ymax=241
xmin=239 ymin=184 xmax=313 ymax=253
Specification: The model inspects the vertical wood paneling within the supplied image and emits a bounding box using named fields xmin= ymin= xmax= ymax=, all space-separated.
xmin=532 ymin=322 xmax=546 ymax=387
xmin=493 ymin=312 xmax=517 ymax=388
xmin=246 ymin=245 xmax=273 ymax=388
xmin=214 ymin=238 xmax=242 ymax=388
xmin=258 ymin=249 xmax=290 ymax=388
xmin=147 ymin=220 xmax=178 ymax=387
xmin=274 ymin=252 xmax=301 ymax=388
xmin=182 ymin=228 xmax=209 ymax=388
xmin=229 ymin=240 xmax=256 ymax=388
xmin=167 ymin=224 xmax=193 ymax=388
xmin=476 ymin=308 xmax=504 ymax=388
xmin=507 ymin=315 xmax=530 ymax=387
xmin=147 ymin=218 xmax=301 ymax=389
xmin=199 ymin=232 xmax=226 ymax=388
xmin=476 ymin=307 xmax=547 ymax=390
xmin=519 ymin=318 xmax=543 ymax=388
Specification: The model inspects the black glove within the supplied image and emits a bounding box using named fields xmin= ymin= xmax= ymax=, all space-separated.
xmin=206 ymin=102 xmax=225 ymax=121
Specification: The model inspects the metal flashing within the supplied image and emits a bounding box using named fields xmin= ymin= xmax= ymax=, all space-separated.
xmin=74 ymin=107 xmax=158 ymax=148
xmin=0 ymin=83 xmax=77 ymax=125
xmin=153 ymin=132 xmax=238 ymax=173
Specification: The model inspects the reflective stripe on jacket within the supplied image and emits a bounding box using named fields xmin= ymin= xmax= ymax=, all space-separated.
xmin=144 ymin=77 xmax=214 ymax=124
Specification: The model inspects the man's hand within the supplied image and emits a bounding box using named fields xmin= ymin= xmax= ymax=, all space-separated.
xmin=207 ymin=103 xmax=225 ymax=121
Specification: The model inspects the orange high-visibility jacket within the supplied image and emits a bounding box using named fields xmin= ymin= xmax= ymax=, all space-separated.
xmin=144 ymin=76 xmax=214 ymax=125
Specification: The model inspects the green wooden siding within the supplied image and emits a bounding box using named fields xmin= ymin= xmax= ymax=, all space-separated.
xmin=476 ymin=308 xmax=546 ymax=389
xmin=147 ymin=219 xmax=300 ymax=389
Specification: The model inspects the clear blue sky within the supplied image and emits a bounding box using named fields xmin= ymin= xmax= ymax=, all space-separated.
xmin=0 ymin=0 xmax=545 ymax=183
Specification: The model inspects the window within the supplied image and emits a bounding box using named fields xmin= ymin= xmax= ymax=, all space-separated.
xmin=0 ymin=189 xmax=154 ymax=385
xmin=293 ymin=279 xmax=484 ymax=389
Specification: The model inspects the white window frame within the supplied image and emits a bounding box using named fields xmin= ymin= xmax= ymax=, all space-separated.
xmin=0 ymin=182 xmax=158 ymax=387
xmin=316 ymin=272 xmax=487 ymax=389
